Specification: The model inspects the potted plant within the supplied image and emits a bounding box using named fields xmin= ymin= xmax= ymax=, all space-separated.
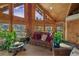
xmin=54 ymin=31 xmax=62 ymax=48
xmin=0 ymin=29 xmax=16 ymax=50
xmin=4 ymin=31 xmax=16 ymax=50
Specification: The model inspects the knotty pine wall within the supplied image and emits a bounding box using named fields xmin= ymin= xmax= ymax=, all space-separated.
xmin=67 ymin=20 xmax=79 ymax=44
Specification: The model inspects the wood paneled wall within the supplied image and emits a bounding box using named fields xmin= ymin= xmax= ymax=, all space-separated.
xmin=67 ymin=20 xmax=79 ymax=44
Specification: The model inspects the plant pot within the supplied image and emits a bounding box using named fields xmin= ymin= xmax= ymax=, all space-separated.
xmin=54 ymin=43 xmax=60 ymax=48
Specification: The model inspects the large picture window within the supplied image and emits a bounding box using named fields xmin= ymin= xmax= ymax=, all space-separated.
xmin=13 ymin=24 xmax=26 ymax=38
xmin=0 ymin=23 xmax=9 ymax=31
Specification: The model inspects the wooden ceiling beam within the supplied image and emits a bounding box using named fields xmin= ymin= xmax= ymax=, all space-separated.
xmin=68 ymin=3 xmax=79 ymax=16
xmin=0 ymin=4 xmax=9 ymax=8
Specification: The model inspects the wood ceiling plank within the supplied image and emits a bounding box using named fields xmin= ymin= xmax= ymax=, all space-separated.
xmin=40 ymin=3 xmax=71 ymax=21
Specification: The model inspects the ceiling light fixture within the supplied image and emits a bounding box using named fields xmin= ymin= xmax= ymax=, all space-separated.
xmin=49 ymin=7 xmax=53 ymax=10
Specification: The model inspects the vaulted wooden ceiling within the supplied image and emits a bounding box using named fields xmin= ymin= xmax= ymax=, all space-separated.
xmin=40 ymin=3 xmax=71 ymax=22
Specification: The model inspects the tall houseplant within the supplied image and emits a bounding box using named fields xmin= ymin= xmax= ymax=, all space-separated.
xmin=54 ymin=31 xmax=62 ymax=48
xmin=0 ymin=30 xmax=16 ymax=50
xmin=4 ymin=31 xmax=16 ymax=50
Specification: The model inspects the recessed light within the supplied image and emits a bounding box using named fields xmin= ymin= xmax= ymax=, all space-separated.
xmin=49 ymin=7 xmax=53 ymax=10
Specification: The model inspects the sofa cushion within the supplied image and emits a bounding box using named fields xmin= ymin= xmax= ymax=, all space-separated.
xmin=70 ymin=47 xmax=79 ymax=56
xmin=32 ymin=32 xmax=41 ymax=40
xmin=41 ymin=34 xmax=47 ymax=41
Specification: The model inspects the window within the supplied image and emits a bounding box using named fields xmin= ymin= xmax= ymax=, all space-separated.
xmin=57 ymin=25 xmax=63 ymax=32
xmin=13 ymin=24 xmax=25 ymax=31
xmin=35 ymin=26 xmax=44 ymax=32
xmin=35 ymin=8 xmax=43 ymax=20
xmin=57 ymin=22 xmax=64 ymax=33
xmin=13 ymin=24 xmax=26 ymax=38
xmin=45 ymin=25 xmax=53 ymax=33
xmin=0 ymin=23 xmax=9 ymax=31
xmin=13 ymin=4 xmax=24 ymax=18
xmin=2 ymin=4 xmax=24 ymax=18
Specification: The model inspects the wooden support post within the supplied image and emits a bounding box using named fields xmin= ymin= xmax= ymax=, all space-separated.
xmin=8 ymin=4 xmax=13 ymax=32
xmin=43 ymin=11 xmax=46 ymax=32
xmin=64 ymin=3 xmax=72 ymax=40
xmin=24 ymin=3 xmax=35 ymax=37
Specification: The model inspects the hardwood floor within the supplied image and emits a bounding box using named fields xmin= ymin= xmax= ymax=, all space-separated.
xmin=17 ymin=44 xmax=53 ymax=56
xmin=0 ymin=50 xmax=12 ymax=56
xmin=0 ymin=44 xmax=53 ymax=56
